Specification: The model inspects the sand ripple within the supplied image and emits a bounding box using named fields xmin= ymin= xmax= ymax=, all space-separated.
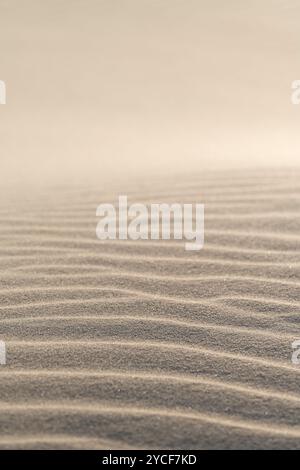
xmin=0 ymin=170 xmax=299 ymax=449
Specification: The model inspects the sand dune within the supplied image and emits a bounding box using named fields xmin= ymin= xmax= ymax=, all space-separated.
xmin=0 ymin=169 xmax=299 ymax=449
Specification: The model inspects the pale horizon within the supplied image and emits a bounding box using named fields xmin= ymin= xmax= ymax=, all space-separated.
xmin=0 ymin=0 xmax=300 ymax=185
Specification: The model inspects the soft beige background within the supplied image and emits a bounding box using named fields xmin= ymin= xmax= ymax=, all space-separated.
xmin=0 ymin=0 xmax=299 ymax=185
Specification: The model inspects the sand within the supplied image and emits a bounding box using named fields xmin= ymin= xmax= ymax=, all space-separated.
xmin=0 ymin=168 xmax=300 ymax=449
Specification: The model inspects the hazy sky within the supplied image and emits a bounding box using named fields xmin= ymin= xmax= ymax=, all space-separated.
xmin=0 ymin=0 xmax=299 ymax=184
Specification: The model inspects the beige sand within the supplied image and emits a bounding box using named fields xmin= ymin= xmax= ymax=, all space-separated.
xmin=0 ymin=168 xmax=299 ymax=449
xmin=1 ymin=0 xmax=300 ymax=449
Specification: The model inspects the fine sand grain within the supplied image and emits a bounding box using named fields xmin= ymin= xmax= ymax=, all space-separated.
xmin=0 ymin=168 xmax=299 ymax=449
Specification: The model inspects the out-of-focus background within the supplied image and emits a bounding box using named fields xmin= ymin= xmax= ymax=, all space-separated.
xmin=1 ymin=1 xmax=300 ymax=451
xmin=0 ymin=0 xmax=299 ymax=185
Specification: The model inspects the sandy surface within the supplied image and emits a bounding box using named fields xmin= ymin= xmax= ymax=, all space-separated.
xmin=0 ymin=168 xmax=299 ymax=449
